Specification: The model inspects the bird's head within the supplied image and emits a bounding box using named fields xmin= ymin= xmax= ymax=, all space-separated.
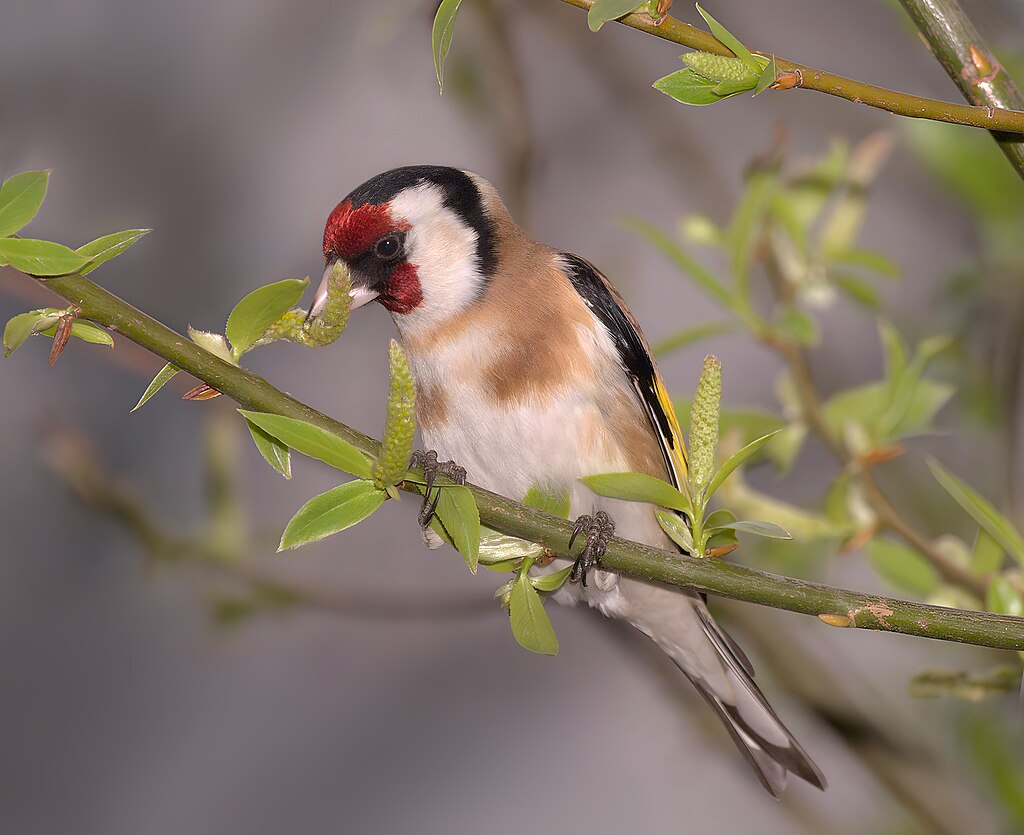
xmin=309 ymin=165 xmax=500 ymax=336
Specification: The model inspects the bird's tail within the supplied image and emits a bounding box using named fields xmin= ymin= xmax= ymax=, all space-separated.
xmin=625 ymin=583 xmax=826 ymax=797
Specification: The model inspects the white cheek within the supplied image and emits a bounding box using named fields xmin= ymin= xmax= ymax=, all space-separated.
xmin=389 ymin=183 xmax=485 ymax=334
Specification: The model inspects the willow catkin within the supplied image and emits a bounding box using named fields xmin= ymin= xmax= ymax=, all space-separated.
xmin=688 ymin=355 xmax=722 ymax=491
xmin=260 ymin=261 xmax=352 ymax=348
xmin=373 ymin=339 xmax=416 ymax=489
xmin=682 ymin=51 xmax=757 ymax=85
xmin=302 ymin=260 xmax=351 ymax=346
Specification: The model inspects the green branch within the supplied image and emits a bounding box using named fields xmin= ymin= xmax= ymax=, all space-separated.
xmin=21 ymin=270 xmax=1024 ymax=652
xmin=897 ymin=0 xmax=1024 ymax=182
xmin=556 ymin=0 xmax=1024 ymax=134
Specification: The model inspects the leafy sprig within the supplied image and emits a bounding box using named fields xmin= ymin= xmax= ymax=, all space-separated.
xmin=1 ymin=170 xmax=149 ymax=363
xmin=584 ymin=355 xmax=790 ymax=558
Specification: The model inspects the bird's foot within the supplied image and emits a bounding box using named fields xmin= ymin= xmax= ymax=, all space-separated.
xmin=568 ymin=511 xmax=615 ymax=587
xmin=410 ymin=449 xmax=467 ymax=529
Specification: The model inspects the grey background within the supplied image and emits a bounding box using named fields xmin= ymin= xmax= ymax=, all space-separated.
xmin=1 ymin=1 xmax=1020 ymax=833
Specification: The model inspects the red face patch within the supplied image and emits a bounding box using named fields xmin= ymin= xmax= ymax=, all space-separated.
xmin=380 ymin=262 xmax=423 ymax=314
xmin=323 ymin=199 xmax=408 ymax=260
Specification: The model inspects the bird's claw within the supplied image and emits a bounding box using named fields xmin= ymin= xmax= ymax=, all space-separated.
xmin=410 ymin=449 xmax=467 ymax=529
xmin=568 ymin=510 xmax=614 ymax=587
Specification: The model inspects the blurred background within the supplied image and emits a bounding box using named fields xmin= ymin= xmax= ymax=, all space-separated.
xmin=2 ymin=0 xmax=1023 ymax=832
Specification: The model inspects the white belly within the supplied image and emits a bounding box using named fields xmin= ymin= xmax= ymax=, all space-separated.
xmin=419 ymin=372 xmax=673 ymax=617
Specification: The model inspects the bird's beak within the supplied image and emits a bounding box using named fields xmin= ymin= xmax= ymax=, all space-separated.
xmin=307 ymin=260 xmax=379 ymax=321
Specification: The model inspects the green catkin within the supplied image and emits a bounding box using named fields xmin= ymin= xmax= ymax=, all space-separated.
xmin=302 ymin=261 xmax=352 ymax=346
xmin=682 ymin=51 xmax=757 ymax=85
xmin=373 ymin=340 xmax=416 ymax=490
xmin=258 ymin=261 xmax=352 ymax=348
xmin=688 ymin=355 xmax=722 ymax=491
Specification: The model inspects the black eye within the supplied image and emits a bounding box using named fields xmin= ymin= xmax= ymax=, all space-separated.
xmin=373 ymin=233 xmax=402 ymax=261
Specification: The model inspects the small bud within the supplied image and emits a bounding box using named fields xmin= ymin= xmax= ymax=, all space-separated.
xmin=969 ymin=44 xmax=995 ymax=81
xmin=49 ymin=314 xmax=75 ymax=367
xmin=688 ymin=355 xmax=722 ymax=491
xmin=645 ymin=0 xmax=672 ymax=25
xmin=770 ymin=69 xmax=802 ymax=90
xmin=182 ymin=382 xmax=223 ymax=401
xmin=682 ymin=51 xmax=757 ymax=85
xmin=372 ymin=340 xmax=416 ymax=490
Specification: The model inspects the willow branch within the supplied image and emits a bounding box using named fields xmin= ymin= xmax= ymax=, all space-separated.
xmin=897 ymin=0 xmax=1024 ymax=182
xmin=555 ymin=0 xmax=1024 ymax=135
xmin=20 ymin=270 xmax=1024 ymax=651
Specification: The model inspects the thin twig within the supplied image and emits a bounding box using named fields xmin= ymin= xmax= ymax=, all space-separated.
xmin=555 ymin=0 xmax=1024 ymax=135
xmin=19 ymin=269 xmax=1024 ymax=650
xmin=42 ymin=426 xmax=494 ymax=621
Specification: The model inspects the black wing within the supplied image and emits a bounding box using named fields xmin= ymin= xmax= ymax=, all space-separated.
xmin=560 ymin=253 xmax=688 ymax=488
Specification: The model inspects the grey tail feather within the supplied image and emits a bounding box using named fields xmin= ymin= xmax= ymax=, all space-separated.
xmin=682 ymin=607 xmax=828 ymax=797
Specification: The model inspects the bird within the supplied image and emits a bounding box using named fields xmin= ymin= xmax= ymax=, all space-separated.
xmin=307 ymin=165 xmax=827 ymax=797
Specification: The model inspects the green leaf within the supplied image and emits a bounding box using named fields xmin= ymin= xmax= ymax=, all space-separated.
xmin=432 ymin=0 xmax=464 ymax=93
xmin=226 ymin=277 xmax=309 ymax=358
xmin=239 ymin=411 xmax=373 ymax=478
xmin=76 ymin=229 xmax=150 ymax=275
xmin=705 ymin=526 xmax=739 ymax=552
xmin=38 ymin=319 xmax=113 ymax=347
xmin=703 ymin=508 xmax=736 ymax=529
xmin=986 ymin=576 xmax=1024 ymax=617
xmin=878 ymin=330 xmax=951 ymax=440
xmin=3 ymin=311 xmax=52 ymax=357
xmin=728 ymin=171 xmax=775 ymax=293
xmin=656 ymin=509 xmax=695 ymax=553
xmin=752 ymin=56 xmax=777 ymax=96
xmin=695 ymin=3 xmax=760 ymax=75
xmin=431 ymin=483 xmax=481 ymax=571
xmin=279 ymin=480 xmax=386 ymax=550
xmin=717 ymin=520 xmax=793 ymax=539
xmin=0 ymin=170 xmax=48 ymax=238
xmin=827 ymin=247 xmax=901 ymax=279
xmin=831 ymin=274 xmax=882 ymax=310
xmin=587 ymin=0 xmax=644 ymax=31
xmin=131 ymin=362 xmax=180 ymax=411
xmin=704 ymin=430 xmax=781 ymax=499
xmin=625 ymin=217 xmax=735 ymax=309
xmin=971 ymin=529 xmax=1004 ymax=576
xmin=509 ymin=576 xmax=559 ymax=655
xmin=580 ymin=472 xmax=690 ymax=513
xmin=523 ymin=485 xmax=570 ymax=519
xmin=477 ymin=526 xmax=543 ymax=566
xmin=928 ymin=459 xmax=1024 ymax=566
xmin=245 ymin=418 xmax=291 ymax=479
xmin=654 ymin=67 xmax=737 ymax=106
xmin=867 ymin=537 xmax=940 ymax=595
xmin=529 ymin=564 xmax=574 ymax=592
xmin=652 ymin=321 xmax=735 ymax=357
xmin=0 ymin=238 xmax=89 ymax=276
xmin=878 ymin=320 xmax=907 ymax=384
xmin=822 ymin=380 xmax=953 ymax=444
xmin=775 ymin=308 xmax=819 ymax=346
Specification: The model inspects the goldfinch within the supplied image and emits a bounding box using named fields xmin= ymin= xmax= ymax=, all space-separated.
xmin=308 ymin=165 xmax=826 ymax=796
